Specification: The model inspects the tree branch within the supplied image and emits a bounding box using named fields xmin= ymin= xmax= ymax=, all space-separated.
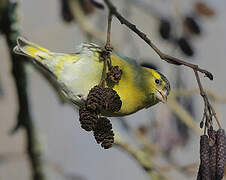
xmin=103 ymin=0 xmax=213 ymax=80
xmin=103 ymin=0 xmax=221 ymax=130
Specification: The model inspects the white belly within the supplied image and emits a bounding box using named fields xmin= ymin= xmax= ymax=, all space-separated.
xmin=58 ymin=54 xmax=104 ymax=104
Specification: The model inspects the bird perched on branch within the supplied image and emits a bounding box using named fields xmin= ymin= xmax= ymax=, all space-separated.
xmin=13 ymin=37 xmax=170 ymax=116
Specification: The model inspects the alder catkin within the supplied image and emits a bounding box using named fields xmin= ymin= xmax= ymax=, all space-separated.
xmin=216 ymin=129 xmax=226 ymax=180
xmin=200 ymin=135 xmax=211 ymax=180
xmin=208 ymin=129 xmax=217 ymax=180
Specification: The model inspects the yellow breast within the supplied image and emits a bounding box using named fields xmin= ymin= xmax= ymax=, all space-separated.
xmin=109 ymin=55 xmax=148 ymax=116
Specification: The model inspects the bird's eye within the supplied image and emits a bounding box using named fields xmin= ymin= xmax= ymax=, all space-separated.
xmin=155 ymin=79 xmax=160 ymax=84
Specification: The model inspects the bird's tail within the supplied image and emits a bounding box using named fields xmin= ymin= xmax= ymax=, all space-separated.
xmin=13 ymin=37 xmax=81 ymax=80
xmin=13 ymin=37 xmax=51 ymax=60
xmin=13 ymin=36 xmax=59 ymax=79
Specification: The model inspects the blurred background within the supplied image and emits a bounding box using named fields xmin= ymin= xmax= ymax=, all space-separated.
xmin=0 ymin=0 xmax=226 ymax=179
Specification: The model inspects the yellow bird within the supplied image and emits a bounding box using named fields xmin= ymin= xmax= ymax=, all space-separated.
xmin=13 ymin=37 xmax=170 ymax=117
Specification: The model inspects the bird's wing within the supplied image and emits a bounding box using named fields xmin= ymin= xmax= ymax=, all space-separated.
xmin=14 ymin=37 xmax=107 ymax=107
xmin=14 ymin=37 xmax=87 ymax=105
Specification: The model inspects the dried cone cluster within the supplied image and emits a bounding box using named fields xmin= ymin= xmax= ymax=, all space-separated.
xmin=78 ymin=47 xmax=123 ymax=149
xmin=79 ymin=85 xmax=122 ymax=149
xmin=197 ymin=128 xmax=226 ymax=180
xmin=86 ymin=85 xmax=122 ymax=113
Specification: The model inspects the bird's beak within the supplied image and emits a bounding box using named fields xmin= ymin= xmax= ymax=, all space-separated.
xmin=155 ymin=89 xmax=168 ymax=103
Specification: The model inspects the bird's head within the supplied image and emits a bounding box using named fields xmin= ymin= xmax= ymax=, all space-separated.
xmin=143 ymin=67 xmax=170 ymax=106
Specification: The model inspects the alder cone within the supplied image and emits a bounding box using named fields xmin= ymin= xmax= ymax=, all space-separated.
xmin=86 ymin=85 xmax=122 ymax=113
xmin=79 ymin=105 xmax=98 ymax=131
xmin=101 ymin=135 xmax=114 ymax=149
xmin=86 ymin=85 xmax=105 ymax=113
xmin=93 ymin=117 xmax=114 ymax=149
xmin=103 ymin=88 xmax=122 ymax=113
xmin=107 ymin=66 xmax=122 ymax=83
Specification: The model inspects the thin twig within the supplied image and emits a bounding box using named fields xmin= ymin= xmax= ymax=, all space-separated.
xmin=105 ymin=12 xmax=113 ymax=50
xmin=100 ymin=58 xmax=107 ymax=87
xmin=194 ymin=70 xmax=221 ymax=129
xmin=103 ymin=0 xmax=213 ymax=80
xmin=99 ymin=12 xmax=113 ymax=87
